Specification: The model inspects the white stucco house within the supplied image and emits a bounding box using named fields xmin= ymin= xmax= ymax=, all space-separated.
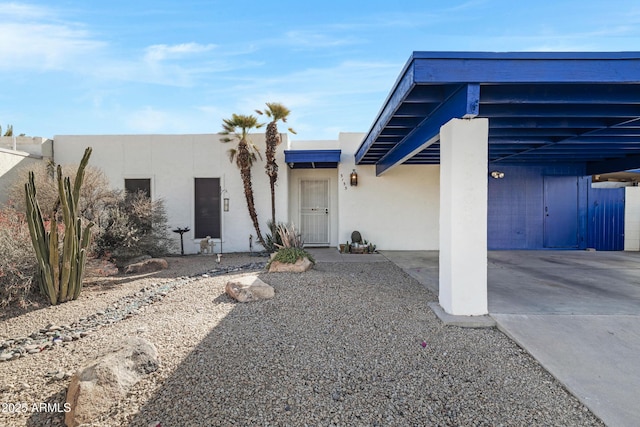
xmin=3 ymin=51 xmax=640 ymax=317
xmin=48 ymin=131 xmax=439 ymax=254
xmin=1 ymin=132 xmax=438 ymax=255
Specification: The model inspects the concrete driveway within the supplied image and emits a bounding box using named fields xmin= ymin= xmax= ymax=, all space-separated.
xmin=382 ymin=250 xmax=640 ymax=427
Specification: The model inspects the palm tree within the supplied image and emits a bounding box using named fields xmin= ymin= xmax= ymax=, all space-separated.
xmin=1 ymin=124 xmax=13 ymax=137
xmin=256 ymin=102 xmax=296 ymax=230
xmin=221 ymin=113 xmax=266 ymax=246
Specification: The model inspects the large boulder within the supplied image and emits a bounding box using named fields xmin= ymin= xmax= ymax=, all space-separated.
xmin=65 ymin=338 xmax=159 ymax=427
xmin=225 ymin=275 xmax=275 ymax=302
xmin=268 ymin=257 xmax=313 ymax=273
xmin=124 ymin=258 xmax=168 ymax=274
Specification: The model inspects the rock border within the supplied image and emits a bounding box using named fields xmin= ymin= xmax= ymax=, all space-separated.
xmin=0 ymin=262 xmax=266 ymax=363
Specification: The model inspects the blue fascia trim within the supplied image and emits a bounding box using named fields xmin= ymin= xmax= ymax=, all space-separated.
xmin=355 ymin=62 xmax=416 ymax=164
xmin=284 ymin=149 xmax=341 ymax=165
xmin=411 ymin=51 xmax=640 ymax=60
xmin=412 ymin=55 xmax=640 ymax=84
xmin=375 ymin=84 xmax=480 ymax=176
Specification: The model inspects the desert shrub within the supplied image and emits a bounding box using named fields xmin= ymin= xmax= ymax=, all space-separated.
xmin=0 ymin=207 xmax=37 ymax=308
xmin=269 ymin=247 xmax=315 ymax=266
xmin=94 ymin=191 xmax=175 ymax=266
xmin=7 ymin=161 xmax=118 ymax=227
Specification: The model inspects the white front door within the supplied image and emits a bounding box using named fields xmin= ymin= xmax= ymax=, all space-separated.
xmin=300 ymin=179 xmax=330 ymax=245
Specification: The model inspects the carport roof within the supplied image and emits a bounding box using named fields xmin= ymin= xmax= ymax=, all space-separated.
xmin=355 ymin=52 xmax=640 ymax=176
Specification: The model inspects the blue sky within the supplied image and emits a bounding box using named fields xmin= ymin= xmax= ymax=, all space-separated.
xmin=1 ymin=1 xmax=639 ymax=141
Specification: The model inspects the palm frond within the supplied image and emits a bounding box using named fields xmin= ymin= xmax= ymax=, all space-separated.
xmin=248 ymin=141 xmax=263 ymax=160
xmin=227 ymin=148 xmax=237 ymax=163
xmin=264 ymin=102 xmax=291 ymax=122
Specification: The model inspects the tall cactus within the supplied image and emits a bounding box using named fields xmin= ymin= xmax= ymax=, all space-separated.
xmin=25 ymin=147 xmax=93 ymax=305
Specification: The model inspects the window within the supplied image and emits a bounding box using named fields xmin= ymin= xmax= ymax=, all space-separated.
xmin=124 ymin=178 xmax=151 ymax=198
xmin=194 ymin=178 xmax=221 ymax=238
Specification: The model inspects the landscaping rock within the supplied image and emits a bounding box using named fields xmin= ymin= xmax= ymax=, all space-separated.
xmin=0 ymin=262 xmax=266 ymax=365
xmin=64 ymin=337 xmax=159 ymax=426
xmin=124 ymin=258 xmax=169 ymax=274
xmin=225 ymin=275 xmax=275 ymax=302
xmin=268 ymin=257 xmax=313 ymax=273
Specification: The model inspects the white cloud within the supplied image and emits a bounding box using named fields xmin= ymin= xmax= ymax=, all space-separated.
xmin=1 ymin=2 xmax=50 ymax=20
xmin=125 ymin=107 xmax=174 ymax=133
xmin=0 ymin=3 xmax=104 ymax=70
xmin=283 ymin=30 xmax=360 ymax=48
xmin=144 ymin=42 xmax=217 ymax=62
xmin=0 ymin=25 xmax=103 ymax=70
xmin=124 ymin=106 xmax=221 ymax=134
xmin=0 ymin=3 xmax=221 ymax=84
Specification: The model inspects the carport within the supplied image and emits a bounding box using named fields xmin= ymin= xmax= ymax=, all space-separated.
xmin=356 ymin=52 xmax=640 ymax=317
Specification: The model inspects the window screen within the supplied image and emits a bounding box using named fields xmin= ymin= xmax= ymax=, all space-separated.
xmin=124 ymin=178 xmax=151 ymax=198
xmin=194 ymin=178 xmax=221 ymax=238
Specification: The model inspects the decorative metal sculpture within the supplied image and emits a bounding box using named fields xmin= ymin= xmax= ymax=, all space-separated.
xmin=172 ymin=227 xmax=190 ymax=255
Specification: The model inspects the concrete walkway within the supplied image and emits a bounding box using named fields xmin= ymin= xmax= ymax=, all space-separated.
xmin=382 ymin=250 xmax=640 ymax=427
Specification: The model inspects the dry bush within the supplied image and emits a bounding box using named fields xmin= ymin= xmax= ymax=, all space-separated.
xmin=94 ymin=192 xmax=175 ymax=267
xmin=0 ymin=207 xmax=37 ymax=308
xmin=7 ymin=161 xmax=118 ymax=226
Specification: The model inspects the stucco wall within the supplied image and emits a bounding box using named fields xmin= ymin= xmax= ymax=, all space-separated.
xmin=337 ymin=133 xmax=440 ymax=250
xmin=0 ymin=138 xmax=52 ymax=206
xmin=0 ymin=149 xmax=44 ymax=205
xmin=53 ymin=134 xmax=289 ymax=254
xmin=625 ymin=186 xmax=640 ymax=251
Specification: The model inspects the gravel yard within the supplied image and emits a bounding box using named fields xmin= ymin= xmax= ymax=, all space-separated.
xmin=0 ymin=254 xmax=603 ymax=426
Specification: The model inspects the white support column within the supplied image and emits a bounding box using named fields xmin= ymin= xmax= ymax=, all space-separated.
xmin=439 ymin=118 xmax=489 ymax=315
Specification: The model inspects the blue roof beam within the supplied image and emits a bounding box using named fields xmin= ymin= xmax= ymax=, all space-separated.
xmin=480 ymin=84 xmax=640 ymax=104
xmin=481 ymin=104 xmax=640 ymax=118
xmin=489 ymin=117 xmax=615 ymax=128
xmin=375 ymin=83 xmax=480 ymax=176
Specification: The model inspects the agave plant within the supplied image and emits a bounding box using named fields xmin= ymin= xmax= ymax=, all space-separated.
xmin=274 ymin=222 xmax=304 ymax=249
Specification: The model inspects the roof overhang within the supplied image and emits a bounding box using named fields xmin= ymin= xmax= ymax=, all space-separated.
xmin=284 ymin=149 xmax=341 ymax=169
xmin=355 ymin=52 xmax=640 ymax=176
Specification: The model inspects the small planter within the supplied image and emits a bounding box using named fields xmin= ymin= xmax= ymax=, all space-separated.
xmin=339 ymin=244 xmax=346 ymax=253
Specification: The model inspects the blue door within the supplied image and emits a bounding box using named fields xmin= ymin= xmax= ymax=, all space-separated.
xmin=544 ymin=176 xmax=579 ymax=248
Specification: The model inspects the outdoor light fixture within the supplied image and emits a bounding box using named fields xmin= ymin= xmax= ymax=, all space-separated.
xmin=490 ymin=171 xmax=505 ymax=179
xmin=350 ymin=169 xmax=358 ymax=186
xmin=224 ymin=197 xmax=229 ymax=211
